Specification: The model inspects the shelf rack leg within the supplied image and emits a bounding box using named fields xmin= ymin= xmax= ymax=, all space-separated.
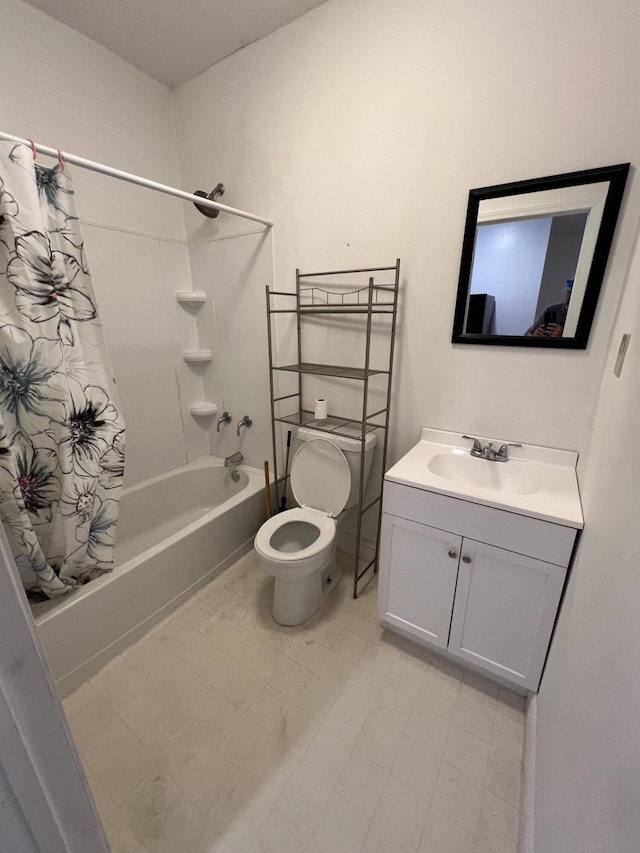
xmin=296 ymin=269 xmax=303 ymax=428
xmin=353 ymin=277 xmax=375 ymax=599
xmin=265 ymin=286 xmax=280 ymax=513
xmin=373 ymin=259 xmax=401 ymax=575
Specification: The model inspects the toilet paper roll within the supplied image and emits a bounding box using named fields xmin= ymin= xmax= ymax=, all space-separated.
xmin=314 ymin=398 xmax=328 ymax=420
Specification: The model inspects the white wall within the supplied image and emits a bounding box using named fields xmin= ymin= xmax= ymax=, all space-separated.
xmin=532 ymin=224 xmax=640 ymax=851
xmin=174 ymin=0 xmax=640 ymax=465
xmin=0 ymin=0 xmax=193 ymax=486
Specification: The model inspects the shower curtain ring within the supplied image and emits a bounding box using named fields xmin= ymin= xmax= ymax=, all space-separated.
xmin=57 ymin=149 xmax=65 ymax=171
xmin=26 ymin=138 xmax=37 ymax=160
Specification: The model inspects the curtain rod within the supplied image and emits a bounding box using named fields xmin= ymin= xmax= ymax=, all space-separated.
xmin=0 ymin=131 xmax=273 ymax=227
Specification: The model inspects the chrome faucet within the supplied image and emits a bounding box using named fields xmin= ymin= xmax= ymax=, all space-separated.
xmin=224 ymin=451 xmax=243 ymax=467
xmin=482 ymin=442 xmax=499 ymax=461
xmin=217 ymin=411 xmax=232 ymax=432
xmin=236 ymin=415 xmax=252 ymax=436
xmin=462 ymin=435 xmax=522 ymax=463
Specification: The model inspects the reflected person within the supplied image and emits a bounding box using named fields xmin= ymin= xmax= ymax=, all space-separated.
xmin=525 ymin=277 xmax=573 ymax=337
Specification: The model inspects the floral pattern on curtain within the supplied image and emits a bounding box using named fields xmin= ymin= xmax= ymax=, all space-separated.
xmin=0 ymin=141 xmax=125 ymax=598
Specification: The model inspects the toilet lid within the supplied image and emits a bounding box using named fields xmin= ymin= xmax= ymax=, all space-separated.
xmin=290 ymin=438 xmax=351 ymax=517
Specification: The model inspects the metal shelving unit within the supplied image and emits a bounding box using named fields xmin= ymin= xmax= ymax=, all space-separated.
xmin=265 ymin=260 xmax=400 ymax=598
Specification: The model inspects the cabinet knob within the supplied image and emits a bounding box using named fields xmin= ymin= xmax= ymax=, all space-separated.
xmin=462 ymin=555 xmax=472 ymax=563
xmin=448 ymin=549 xmax=458 ymax=559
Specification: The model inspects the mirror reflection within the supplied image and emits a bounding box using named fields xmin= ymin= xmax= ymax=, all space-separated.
xmin=452 ymin=164 xmax=630 ymax=349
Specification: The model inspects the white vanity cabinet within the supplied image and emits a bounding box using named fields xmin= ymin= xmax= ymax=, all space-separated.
xmin=378 ymin=450 xmax=582 ymax=693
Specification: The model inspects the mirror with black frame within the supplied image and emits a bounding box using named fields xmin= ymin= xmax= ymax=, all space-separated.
xmin=452 ymin=164 xmax=630 ymax=348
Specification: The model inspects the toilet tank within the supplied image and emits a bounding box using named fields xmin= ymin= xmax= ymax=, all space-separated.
xmin=297 ymin=426 xmax=377 ymax=509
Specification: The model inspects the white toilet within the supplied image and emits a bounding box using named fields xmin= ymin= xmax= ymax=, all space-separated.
xmin=254 ymin=426 xmax=377 ymax=626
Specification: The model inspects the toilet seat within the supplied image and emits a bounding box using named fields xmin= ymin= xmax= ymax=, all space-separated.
xmin=254 ymin=506 xmax=336 ymax=564
xmin=255 ymin=438 xmax=351 ymax=564
xmin=256 ymin=438 xmax=352 ymax=564
xmin=290 ymin=438 xmax=351 ymax=517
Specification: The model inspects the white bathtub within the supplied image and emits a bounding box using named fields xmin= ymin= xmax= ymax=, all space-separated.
xmin=32 ymin=457 xmax=266 ymax=697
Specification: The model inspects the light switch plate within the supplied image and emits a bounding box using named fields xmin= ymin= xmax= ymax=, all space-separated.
xmin=614 ymin=333 xmax=631 ymax=377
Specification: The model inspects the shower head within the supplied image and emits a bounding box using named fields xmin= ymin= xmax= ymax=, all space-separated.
xmin=193 ymin=183 xmax=225 ymax=218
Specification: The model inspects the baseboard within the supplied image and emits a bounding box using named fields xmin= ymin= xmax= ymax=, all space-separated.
xmin=337 ymin=530 xmax=376 ymax=564
xmin=519 ymin=692 xmax=537 ymax=853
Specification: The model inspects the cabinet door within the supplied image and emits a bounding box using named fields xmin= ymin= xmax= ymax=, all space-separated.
xmin=448 ymin=539 xmax=566 ymax=691
xmin=378 ymin=513 xmax=461 ymax=648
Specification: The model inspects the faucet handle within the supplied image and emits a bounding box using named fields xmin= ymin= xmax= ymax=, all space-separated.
xmin=237 ymin=415 xmax=253 ymax=437
xmin=217 ymin=411 xmax=232 ymax=432
xmin=462 ymin=435 xmax=483 ymax=455
xmin=497 ymin=442 xmax=522 ymax=459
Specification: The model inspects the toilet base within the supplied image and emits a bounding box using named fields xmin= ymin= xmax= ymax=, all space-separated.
xmin=272 ymin=561 xmax=342 ymax=626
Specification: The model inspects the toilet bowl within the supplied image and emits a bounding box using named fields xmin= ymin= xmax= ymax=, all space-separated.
xmin=255 ymin=427 xmax=376 ymax=626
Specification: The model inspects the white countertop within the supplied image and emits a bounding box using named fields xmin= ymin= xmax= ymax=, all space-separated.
xmin=385 ymin=428 xmax=584 ymax=529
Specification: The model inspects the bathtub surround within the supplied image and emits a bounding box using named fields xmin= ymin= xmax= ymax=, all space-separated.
xmin=0 ymin=0 xmax=274 ymax=488
xmin=188 ymin=230 xmax=274 ymax=470
xmin=0 ymin=142 xmax=125 ymax=598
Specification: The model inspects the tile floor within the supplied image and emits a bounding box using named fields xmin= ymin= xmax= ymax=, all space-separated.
xmin=63 ymin=550 xmax=526 ymax=853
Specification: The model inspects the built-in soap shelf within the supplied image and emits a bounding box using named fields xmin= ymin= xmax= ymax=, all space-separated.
xmin=182 ymin=348 xmax=212 ymax=363
xmin=177 ymin=291 xmax=215 ymax=420
xmin=189 ymin=402 xmax=218 ymax=417
xmin=176 ymin=290 xmax=207 ymax=305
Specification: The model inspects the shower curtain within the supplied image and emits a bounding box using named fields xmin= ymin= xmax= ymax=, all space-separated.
xmin=0 ymin=141 xmax=125 ymax=598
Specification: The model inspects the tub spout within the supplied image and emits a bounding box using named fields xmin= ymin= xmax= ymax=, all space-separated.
xmin=224 ymin=451 xmax=243 ymax=467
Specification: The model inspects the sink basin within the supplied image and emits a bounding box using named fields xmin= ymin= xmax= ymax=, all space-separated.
xmin=384 ymin=428 xmax=583 ymax=528
xmin=427 ymin=452 xmax=541 ymax=495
